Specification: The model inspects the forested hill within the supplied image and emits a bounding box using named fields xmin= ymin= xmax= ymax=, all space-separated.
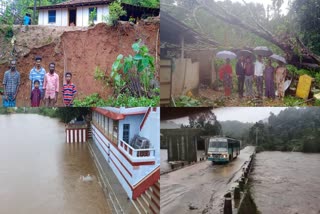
xmin=220 ymin=120 xmax=253 ymax=140
xmin=247 ymin=108 xmax=320 ymax=152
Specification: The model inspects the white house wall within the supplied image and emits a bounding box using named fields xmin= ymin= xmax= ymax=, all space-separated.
xmin=38 ymin=5 xmax=109 ymax=26
xmin=91 ymin=110 xmax=159 ymax=199
xmin=76 ymin=5 xmax=109 ymax=27
xmin=134 ymin=108 xmax=160 ymax=186
xmin=118 ymin=115 xmax=144 ymax=145
xmin=38 ymin=8 xmax=68 ymax=26
xmin=92 ymin=125 xmax=134 ymax=199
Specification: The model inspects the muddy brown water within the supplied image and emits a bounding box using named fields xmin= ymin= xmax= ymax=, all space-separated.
xmin=0 ymin=114 xmax=111 ymax=214
xmin=252 ymin=151 xmax=320 ymax=214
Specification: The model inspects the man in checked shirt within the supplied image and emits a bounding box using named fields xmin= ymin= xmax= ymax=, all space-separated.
xmin=43 ymin=62 xmax=59 ymax=107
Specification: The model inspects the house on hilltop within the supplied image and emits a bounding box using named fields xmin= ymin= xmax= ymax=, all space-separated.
xmin=33 ymin=0 xmax=159 ymax=27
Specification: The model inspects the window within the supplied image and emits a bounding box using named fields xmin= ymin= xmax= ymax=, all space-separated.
xmin=48 ymin=10 xmax=56 ymax=23
xmin=123 ymin=124 xmax=130 ymax=143
xmin=89 ymin=7 xmax=97 ymax=21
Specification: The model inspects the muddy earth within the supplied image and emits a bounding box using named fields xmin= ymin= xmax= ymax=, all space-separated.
xmin=0 ymin=20 xmax=159 ymax=106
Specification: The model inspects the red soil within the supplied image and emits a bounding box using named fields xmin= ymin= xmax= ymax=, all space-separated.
xmin=0 ymin=21 xmax=159 ymax=107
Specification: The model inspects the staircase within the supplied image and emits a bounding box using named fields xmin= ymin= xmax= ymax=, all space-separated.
xmin=133 ymin=180 xmax=160 ymax=214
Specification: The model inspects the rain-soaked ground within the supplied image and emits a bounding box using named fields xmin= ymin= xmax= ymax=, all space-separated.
xmin=160 ymin=146 xmax=255 ymax=214
xmin=160 ymin=149 xmax=206 ymax=174
xmin=0 ymin=114 xmax=111 ymax=214
xmin=252 ymin=151 xmax=320 ymax=214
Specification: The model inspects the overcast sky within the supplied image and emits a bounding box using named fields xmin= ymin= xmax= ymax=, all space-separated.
xmin=216 ymin=0 xmax=290 ymax=15
xmin=169 ymin=107 xmax=287 ymax=124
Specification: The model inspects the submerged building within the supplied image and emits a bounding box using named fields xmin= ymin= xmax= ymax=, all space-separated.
xmin=91 ymin=107 xmax=160 ymax=213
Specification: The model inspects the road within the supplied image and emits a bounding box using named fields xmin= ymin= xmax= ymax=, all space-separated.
xmin=160 ymin=146 xmax=255 ymax=214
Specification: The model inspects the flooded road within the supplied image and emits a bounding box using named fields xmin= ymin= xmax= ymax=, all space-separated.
xmin=0 ymin=114 xmax=111 ymax=214
xmin=161 ymin=149 xmax=206 ymax=174
xmin=252 ymin=151 xmax=320 ymax=214
xmin=160 ymin=146 xmax=255 ymax=214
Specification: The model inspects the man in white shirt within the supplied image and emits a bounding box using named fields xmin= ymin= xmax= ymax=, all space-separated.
xmin=254 ymin=55 xmax=265 ymax=98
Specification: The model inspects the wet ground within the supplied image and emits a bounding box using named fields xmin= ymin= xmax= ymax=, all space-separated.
xmin=160 ymin=149 xmax=206 ymax=174
xmin=160 ymin=146 xmax=255 ymax=214
xmin=199 ymin=88 xmax=285 ymax=107
xmin=252 ymin=151 xmax=320 ymax=214
xmin=0 ymin=114 xmax=111 ymax=214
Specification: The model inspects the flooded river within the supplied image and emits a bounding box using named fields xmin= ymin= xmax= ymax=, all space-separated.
xmin=0 ymin=114 xmax=111 ymax=214
xmin=252 ymin=151 xmax=320 ymax=214
xmin=160 ymin=146 xmax=255 ymax=214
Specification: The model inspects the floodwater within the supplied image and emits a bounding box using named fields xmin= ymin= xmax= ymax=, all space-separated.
xmin=160 ymin=149 xmax=206 ymax=174
xmin=0 ymin=114 xmax=111 ymax=214
xmin=160 ymin=146 xmax=255 ymax=214
xmin=252 ymin=151 xmax=320 ymax=214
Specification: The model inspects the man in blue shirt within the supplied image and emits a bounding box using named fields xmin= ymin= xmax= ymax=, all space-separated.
xmin=23 ymin=14 xmax=31 ymax=32
xmin=29 ymin=56 xmax=46 ymax=105
xmin=2 ymin=60 xmax=20 ymax=107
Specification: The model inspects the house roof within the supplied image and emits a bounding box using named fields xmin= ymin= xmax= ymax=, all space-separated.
xmin=160 ymin=107 xmax=213 ymax=120
xmin=33 ymin=0 xmax=160 ymax=11
xmin=160 ymin=10 xmax=219 ymax=46
xmin=34 ymin=0 xmax=112 ymax=10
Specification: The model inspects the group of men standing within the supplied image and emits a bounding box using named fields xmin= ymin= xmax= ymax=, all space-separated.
xmin=2 ymin=56 xmax=77 ymax=107
xmin=219 ymin=55 xmax=287 ymax=100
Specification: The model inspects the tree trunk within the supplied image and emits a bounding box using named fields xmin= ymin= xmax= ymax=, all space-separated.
xmin=198 ymin=0 xmax=320 ymax=69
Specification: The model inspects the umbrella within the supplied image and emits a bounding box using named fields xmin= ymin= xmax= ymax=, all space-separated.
xmin=216 ymin=51 xmax=237 ymax=60
xmin=270 ymin=54 xmax=287 ymax=64
xmin=236 ymin=50 xmax=256 ymax=61
xmin=253 ymin=46 xmax=273 ymax=57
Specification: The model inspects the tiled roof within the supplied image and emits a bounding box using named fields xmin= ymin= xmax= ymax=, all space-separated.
xmin=35 ymin=0 xmax=112 ymax=9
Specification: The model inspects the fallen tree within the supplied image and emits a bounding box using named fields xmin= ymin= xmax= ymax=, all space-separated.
xmin=162 ymin=0 xmax=320 ymax=70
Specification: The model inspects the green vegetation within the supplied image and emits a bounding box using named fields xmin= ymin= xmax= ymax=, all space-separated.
xmin=75 ymin=40 xmax=159 ymax=107
xmin=89 ymin=8 xmax=97 ymax=26
xmin=0 ymin=107 xmax=90 ymax=123
xmin=106 ymin=1 xmax=127 ymax=26
xmin=122 ymin=0 xmax=160 ymax=8
xmin=245 ymin=108 xmax=320 ymax=153
xmin=182 ymin=110 xmax=222 ymax=136
xmin=73 ymin=93 xmax=159 ymax=107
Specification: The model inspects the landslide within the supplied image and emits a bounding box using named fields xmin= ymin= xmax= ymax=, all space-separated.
xmin=0 ymin=18 xmax=159 ymax=107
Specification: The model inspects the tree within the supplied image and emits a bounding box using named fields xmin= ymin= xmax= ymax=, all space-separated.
xmin=161 ymin=0 xmax=320 ymax=68
xmin=55 ymin=108 xmax=91 ymax=123
xmin=291 ymin=0 xmax=320 ymax=55
xmin=187 ymin=110 xmax=222 ymax=136
xmin=106 ymin=1 xmax=127 ymax=26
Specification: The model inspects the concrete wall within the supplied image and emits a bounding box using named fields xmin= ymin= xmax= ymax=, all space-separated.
xmin=38 ymin=8 xmax=68 ymax=26
xmin=137 ymin=108 xmax=160 ymax=184
xmin=38 ymin=5 xmax=109 ymax=26
xmin=172 ymin=58 xmax=200 ymax=96
xmin=91 ymin=108 xmax=160 ymax=199
xmin=187 ymin=50 xmax=216 ymax=85
xmin=118 ymin=115 xmax=144 ymax=144
xmin=76 ymin=5 xmax=109 ymax=26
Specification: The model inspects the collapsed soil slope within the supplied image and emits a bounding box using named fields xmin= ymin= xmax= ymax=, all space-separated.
xmin=0 ymin=20 xmax=159 ymax=106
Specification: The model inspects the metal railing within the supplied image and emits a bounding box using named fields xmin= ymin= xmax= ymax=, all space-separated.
xmin=120 ymin=139 xmax=155 ymax=158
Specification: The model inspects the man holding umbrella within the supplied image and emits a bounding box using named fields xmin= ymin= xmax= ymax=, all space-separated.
xmin=254 ymin=55 xmax=265 ymax=98
xmin=236 ymin=56 xmax=245 ymax=98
